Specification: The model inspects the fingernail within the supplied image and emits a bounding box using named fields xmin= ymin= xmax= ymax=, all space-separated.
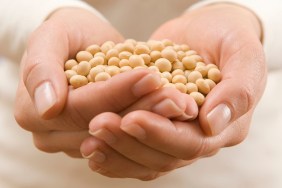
xmin=120 ymin=123 xmax=146 ymax=140
xmin=34 ymin=82 xmax=56 ymax=116
xmin=132 ymin=73 xmax=161 ymax=97
xmin=152 ymin=99 xmax=194 ymax=120
xmin=88 ymin=151 xmax=106 ymax=163
xmin=89 ymin=129 xmax=117 ymax=145
xmin=207 ymin=104 xmax=231 ymax=136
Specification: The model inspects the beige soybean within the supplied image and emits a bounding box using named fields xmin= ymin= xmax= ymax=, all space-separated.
xmin=186 ymin=50 xmax=197 ymax=56
xmin=208 ymin=68 xmax=221 ymax=83
xmin=175 ymin=83 xmax=187 ymax=93
xmin=87 ymin=74 xmax=93 ymax=82
xmin=177 ymin=51 xmax=186 ymax=61
xmin=89 ymin=56 xmax=104 ymax=67
xmin=190 ymin=92 xmax=205 ymax=106
xmin=106 ymin=48 xmax=119 ymax=60
xmin=148 ymin=40 xmax=165 ymax=51
xmin=119 ymin=51 xmax=132 ymax=60
xmin=124 ymin=39 xmax=137 ymax=46
xmin=120 ymin=66 xmax=132 ymax=72
xmin=186 ymin=82 xmax=198 ymax=94
xmin=117 ymin=43 xmax=134 ymax=53
xmin=150 ymin=51 xmax=162 ymax=62
xmin=190 ymin=54 xmax=203 ymax=62
xmin=101 ymin=41 xmax=114 ymax=54
xmin=129 ymin=55 xmax=145 ymax=68
xmin=195 ymin=65 xmax=208 ymax=77
xmin=86 ymin=44 xmax=100 ymax=55
xmin=70 ymin=75 xmax=88 ymax=88
xmin=148 ymin=66 xmax=160 ymax=72
xmin=182 ymin=56 xmax=197 ymax=70
xmin=94 ymin=52 xmax=106 ymax=59
xmin=172 ymin=61 xmax=185 ymax=71
xmin=108 ymin=57 xmax=120 ymax=66
xmin=134 ymin=44 xmax=150 ymax=55
xmin=155 ymin=58 xmax=172 ymax=72
xmin=196 ymin=78 xmax=210 ymax=95
xmin=89 ymin=66 xmax=104 ymax=80
xmin=162 ymin=39 xmax=174 ymax=47
xmin=140 ymin=54 xmax=151 ymax=65
xmin=77 ymin=61 xmax=91 ymax=76
xmin=172 ymin=75 xmax=187 ymax=84
xmin=65 ymin=70 xmax=77 ymax=81
xmin=180 ymin=44 xmax=190 ymax=52
xmin=71 ymin=65 xmax=78 ymax=72
xmin=105 ymin=66 xmax=120 ymax=76
xmin=206 ymin=63 xmax=218 ymax=70
xmin=174 ymin=45 xmax=184 ymax=52
xmin=161 ymin=71 xmax=172 ymax=82
xmin=76 ymin=51 xmax=93 ymax=62
xmin=119 ymin=59 xmax=130 ymax=67
xmin=184 ymin=70 xmax=191 ymax=79
xmin=171 ymin=69 xmax=185 ymax=77
xmin=205 ymin=79 xmax=216 ymax=90
xmin=65 ymin=59 xmax=78 ymax=70
xmin=161 ymin=48 xmax=177 ymax=62
xmin=187 ymin=71 xmax=202 ymax=83
xmin=95 ymin=72 xmax=111 ymax=82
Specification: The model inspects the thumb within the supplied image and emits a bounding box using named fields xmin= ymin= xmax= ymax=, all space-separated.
xmin=22 ymin=22 xmax=69 ymax=119
xmin=22 ymin=8 xmax=124 ymax=119
xmin=199 ymin=46 xmax=266 ymax=136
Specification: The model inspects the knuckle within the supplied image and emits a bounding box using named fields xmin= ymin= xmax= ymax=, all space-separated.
xmin=180 ymin=138 xmax=207 ymax=160
xmin=240 ymin=84 xmax=256 ymax=112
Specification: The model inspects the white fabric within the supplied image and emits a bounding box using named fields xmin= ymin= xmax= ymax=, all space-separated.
xmin=1 ymin=0 xmax=282 ymax=187
xmin=0 ymin=0 xmax=106 ymax=63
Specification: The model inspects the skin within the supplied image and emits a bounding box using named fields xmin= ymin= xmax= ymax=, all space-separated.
xmin=14 ymin=8 xmax=198 ymax=158
xmin=80 ymin=4 xmax=267 ymax=180
xmin=14 ymin=3 xmax=266 ymax=181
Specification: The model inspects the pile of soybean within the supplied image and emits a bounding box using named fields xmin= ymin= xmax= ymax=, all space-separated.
xmin=65 ymin=39 xmax=221 ymax=106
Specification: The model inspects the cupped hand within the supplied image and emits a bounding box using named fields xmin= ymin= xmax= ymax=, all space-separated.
xmin=15 ymin=8 xmax=189 ymax=157
xmin=80 ymin=3 xmax=267 ymax=180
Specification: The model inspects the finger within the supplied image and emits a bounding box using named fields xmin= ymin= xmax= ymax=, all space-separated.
xmin=81 ymin=137 xmax=162 ymax=180
xmin=120 ymin=87 xmax=198 ymax=120
xmin=15 ymin=69 xmax=162 ymax=132
xmin=67 ymin=69 xmax=162 ymax=122
xmin=199 ymin=38 xmax=266 ymax=136
xmin=32 ymin=130 xmax=89 ymax=153
xmin=22 ymin=8 xmax=123 ymax=119
xmin=85 ymin=112 xmax=183 ymax=172
xmin=22 ymin=22 xmax=71 ymax=119
xmin=65 ymin=150 xmax=84 ymax=158
xmin=120 ymin=111 xmax=221 ymax=160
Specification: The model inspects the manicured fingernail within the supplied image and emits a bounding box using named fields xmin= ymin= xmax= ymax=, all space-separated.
xmin=132 ymin=73 xmax=161 ymax=97
xmin=120 ymin=123 xmax=146 ymax=140
xmin=207 ymin=104 xmax=231 ymax=136
xmin=34 ymin=82 xmax=56 ymax=117
xmin=89 ymin=129 xmax=117 ymax=145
